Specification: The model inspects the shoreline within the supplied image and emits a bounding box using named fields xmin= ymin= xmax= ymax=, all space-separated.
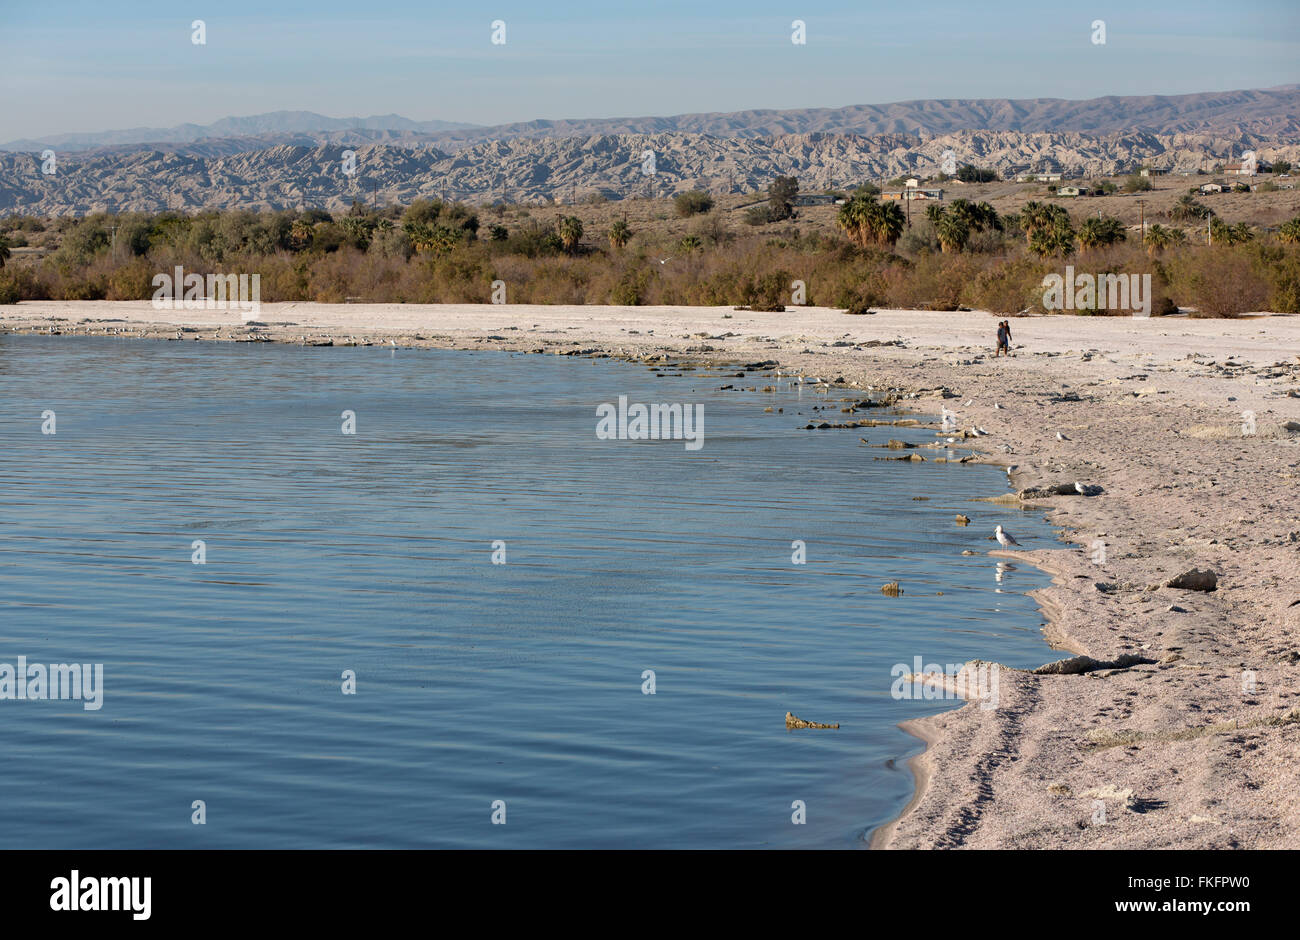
xmin=5 ymin=300 xmax=1300 ymax=848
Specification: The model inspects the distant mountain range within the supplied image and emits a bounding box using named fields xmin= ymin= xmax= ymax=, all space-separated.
xmin=5 ymin=86 xmax=1298 ymax=156
xmin=0 ymin=112 xmax=479 ymax=154
xmin=1 ymin=87 xmax=1297 ymax=215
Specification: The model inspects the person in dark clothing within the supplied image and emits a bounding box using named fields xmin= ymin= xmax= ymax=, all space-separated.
xmin=996 ymin=321 xmax=1009 ymax=356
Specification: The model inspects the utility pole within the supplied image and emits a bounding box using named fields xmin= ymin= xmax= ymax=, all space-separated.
xmin=1137 ymin=198 xmax=1146 ymax=240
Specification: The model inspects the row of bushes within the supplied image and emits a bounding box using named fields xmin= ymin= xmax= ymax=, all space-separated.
xmin=3 ymin=232 xmax=1297 ymax=315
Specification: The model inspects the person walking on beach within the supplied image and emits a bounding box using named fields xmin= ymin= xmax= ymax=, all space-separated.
xmin=995 ymin=320 xmax=1009 ymax=357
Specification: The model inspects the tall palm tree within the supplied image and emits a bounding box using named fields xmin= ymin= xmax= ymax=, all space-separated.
xmin=1020 ymin=201 xmax=1053 ymax=245
xmin=869 ymin=201 xmax=906 ymax=247
xmin=836 ymin=195 xmax=874 ymax=248
xmin=1029 ymin=211 xmax=1076 ymax=258
xmin=1279 ymin=217 xmax=1300 ymax=245
xmin=556 ymin=216 xmax=584 ymax=254
xmin=608 ymin=218 xmax=631 ymax=251
xmin=935 ymin=212 xmax=970 ymax=253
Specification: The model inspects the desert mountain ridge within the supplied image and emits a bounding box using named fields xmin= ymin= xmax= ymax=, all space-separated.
xmin=4 ymin=129 xmax=1299 ymax=216
xmin=5 ymin=85 xmax=1298 ymax=156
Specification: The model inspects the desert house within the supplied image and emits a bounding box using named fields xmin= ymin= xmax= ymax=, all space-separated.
xmin=882 ymin=177 xmax=944 ymax=201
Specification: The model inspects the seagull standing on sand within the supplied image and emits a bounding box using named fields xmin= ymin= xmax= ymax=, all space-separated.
xmin=995 ymin=525 xmax=1020 ymax=548
xmin=1056 ymin=432 xmax=1069 ymax=441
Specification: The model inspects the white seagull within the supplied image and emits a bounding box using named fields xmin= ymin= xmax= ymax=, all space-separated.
xmin=1056 ymin=432 xmax=1069 ymax=441
xmin=995 ymin=525 xmax=1020 ymax=548
xmin=1074 ymin=481 xmax=1088 ymax=495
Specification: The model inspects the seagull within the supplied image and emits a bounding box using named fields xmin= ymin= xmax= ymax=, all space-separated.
xmin=995 ymin=525 xmax=1020 ymax=548
xmin=994 ymin=402 xmax=1003 ymax=410
xmin=1056 ymin=432 xmax=1069 ymax=441
xmin=1074 ymin=481 xmax=1088 ymax=495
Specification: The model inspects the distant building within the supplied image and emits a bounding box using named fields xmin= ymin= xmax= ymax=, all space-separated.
xmin=1057 ymin=186 xmax=1083 ymax=197
xmin=1198 ymin=182 xmax=1226 ymax=194
xmin=881 ymin=187 xmax=944 ymax=201
xmin=1223 ymin=162 xmax=1256 ymax=176
xmin=1016 ymin=171 xmax=1063 ymax=183
xmin=1139 ymin=167 xmax=1169 ymax=177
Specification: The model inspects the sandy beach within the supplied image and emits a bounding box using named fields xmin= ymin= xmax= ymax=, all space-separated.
xmin=5 ymin=299 xmax=1299 ymax=849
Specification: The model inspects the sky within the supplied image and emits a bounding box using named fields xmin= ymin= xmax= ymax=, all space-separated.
xmin=1 ymin=0 xmax=1297 ymax=141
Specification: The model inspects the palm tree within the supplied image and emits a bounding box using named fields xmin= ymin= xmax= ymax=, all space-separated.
xmin=1279 ymin=216 xmax=1300 ymax=245
xmin=1029 ymin=211 xmax=1076 ymax=258
xmin=0 ymin=234 xmax=10 ymax=270
xmin=924 ymin=203 xmax=944 ymax=225
xmin=869 ymin=201 xmax=906 ymax=247
xmin=679 ymin=235 xmax=703 ymax=252
xmin=1020 ymin=201 xmax=1053 ymax=245
xmin=949 ymin=199 xmax=1001 ymax=233
xmin=1077 ymin=215 xmax=1126 ymax=253
xmin=1171 ymin=194 xmax=1211 ymax=222
xmin=935 ymin=212 xmax=970 ymax=253
xmin=608 ymin=218 xmax=631 ymax=251
xmin=1143 ymin=224 xmax=1178 ymax=256
xmin=837 ymin=196 xmax=905 ymax=249
xmin=556 ymin=215 xmax=584 ymax=254
xmin=836 ymin=195 xmax=874 ymax=248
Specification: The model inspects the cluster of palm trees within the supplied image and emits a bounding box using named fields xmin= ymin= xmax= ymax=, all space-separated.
xmin=925 ymin=199 xmax=1002 ymax=253
xmin=1077 ymin=215 xmax=1127 ymax=253
xmin=1017 ymin=201 xmax=1076 ymax=257
xmin=405 ymin=222 xmax=466 ymax=256
xmin=834 ymin=192 xmax=906 ymax=247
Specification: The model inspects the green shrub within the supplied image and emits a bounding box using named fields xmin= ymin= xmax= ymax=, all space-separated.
xmin=673 ymin=190 xmax=714 ymax=217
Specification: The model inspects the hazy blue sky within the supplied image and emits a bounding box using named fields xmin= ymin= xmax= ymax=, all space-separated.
xmin=1 ymin=0 xmax=1297 ymax=140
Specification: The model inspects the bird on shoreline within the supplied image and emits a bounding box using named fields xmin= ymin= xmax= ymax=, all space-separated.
xmin=1056 ymin=432 xmax=1069 ymax=441
xmin=994 ymin=525 xmax=1020 ymax=548
xmin=1074 ymin=481 xmax=1088 ymax=495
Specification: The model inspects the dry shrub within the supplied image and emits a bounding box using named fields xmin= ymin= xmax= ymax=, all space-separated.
xmin=1164 ymin=248 xmax=1271 ymax=317
xmin=884 ymin=253 xmax=979 ymax=310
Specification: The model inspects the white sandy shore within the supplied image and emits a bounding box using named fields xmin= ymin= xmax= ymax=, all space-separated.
xmin=5 ymin=300 xmax=1300 ymax=848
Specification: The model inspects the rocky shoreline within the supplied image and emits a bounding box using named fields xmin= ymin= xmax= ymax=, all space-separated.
xmin=4 ymin=300 xmax=1299 ymax=848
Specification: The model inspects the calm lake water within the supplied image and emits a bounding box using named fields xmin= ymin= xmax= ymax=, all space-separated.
xmin=0 ymin=333 xmax=1056 ymax=848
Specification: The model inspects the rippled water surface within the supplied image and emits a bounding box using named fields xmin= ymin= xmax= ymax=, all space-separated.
xmin=0 ymin=334 xmax=1057 ymax=848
